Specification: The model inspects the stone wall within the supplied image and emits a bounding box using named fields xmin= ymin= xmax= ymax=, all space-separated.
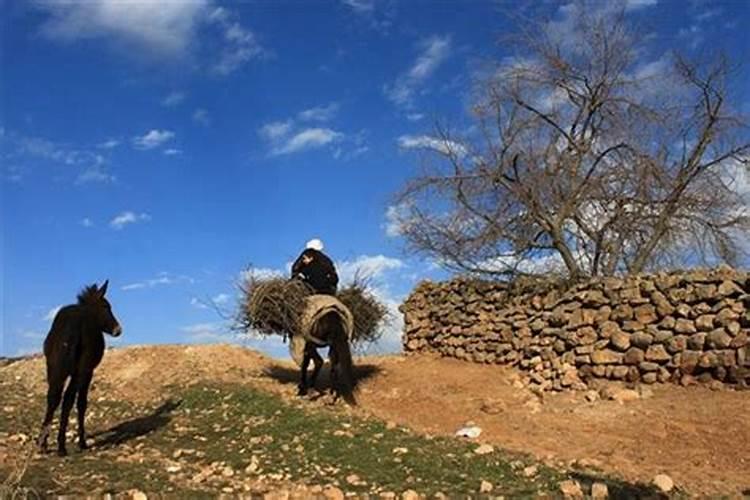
xmin=400 ymin=268 xmax=750 ymax=391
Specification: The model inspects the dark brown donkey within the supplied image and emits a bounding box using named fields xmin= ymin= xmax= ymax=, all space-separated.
xmin=37 ymin=280 xmax=122 ymax=456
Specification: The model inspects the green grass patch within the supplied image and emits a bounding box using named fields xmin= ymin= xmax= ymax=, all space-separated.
xmin=0 ymin=380 xmax=661 ymax=497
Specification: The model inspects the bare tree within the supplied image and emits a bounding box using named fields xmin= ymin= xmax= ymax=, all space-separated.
xmin=392 ymin=2 xmax=749 ymax=280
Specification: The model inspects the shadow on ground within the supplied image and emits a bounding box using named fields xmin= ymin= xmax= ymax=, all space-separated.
xmin=570 ymin=471 xmax=668 ymax=500
xmin=91 ymin=399 xmax=181 ymax=448
xmin=263 ymin=362 xmax=381 ymax=391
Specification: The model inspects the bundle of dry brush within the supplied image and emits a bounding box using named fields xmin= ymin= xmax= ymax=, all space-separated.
xmin=237 ymin=271 xmax=389 ymax=346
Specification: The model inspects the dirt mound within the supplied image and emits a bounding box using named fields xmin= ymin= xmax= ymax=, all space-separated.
xmin=2 ymin=344 xmax=269 ymax=404
xmin=4 ymin=344 xmax=749 ymax=496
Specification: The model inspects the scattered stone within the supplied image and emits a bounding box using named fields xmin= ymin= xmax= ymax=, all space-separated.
xmin=474 ymin=444 xmax=494 ymax=455
xmin=455 ymin=426 xmax=482 ymax=439
xmin=480 ymin=399 xmax=505 ymax=415
xmin=130 ymin=491 xmax=148 ymax=500
xmin=323 ymin=486 xmax=345 ymax=500
xmin=611 ymin=388 xmax=640 ymax=403
xmin=522 ymin=465 xmax=538 ymax=477
xmin=591 ymin=482 xmax=609 ymax=499
xmin=652 ymin=474 xmax=674 ymax=493
xmin=480 ymin=480 xmax=493 ymax=493
xmin=346 ymin=474 xmax=362 ymax=485
xmin=245 ymin=456 xmax=260 ymax=474
xmin=401 ymin=489 xmax=420 ymax=500
xmin=559 ymin=479 xmax=584 ymax=498
xmin=584 ymin=390 xmax=599 ymax=402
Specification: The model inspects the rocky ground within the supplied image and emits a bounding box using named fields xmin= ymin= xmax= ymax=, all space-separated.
xmin=1 ymin=344 xmax=749 ymax=498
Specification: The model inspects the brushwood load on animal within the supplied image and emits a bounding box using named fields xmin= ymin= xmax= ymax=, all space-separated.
xmin=238 ymin=273 xmax=389 ymax=346
xmin=237 ymin=239 xmax=389 ymax=347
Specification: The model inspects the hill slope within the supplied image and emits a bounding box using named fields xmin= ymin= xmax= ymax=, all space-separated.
xmin=1 ymin=344 xmax=748 ymax=497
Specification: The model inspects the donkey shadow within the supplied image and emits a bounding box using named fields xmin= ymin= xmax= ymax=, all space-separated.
xmin=91 ymin=399 xmax=181 ymax=448
xmin=264 ymin=362 xmax=380 ymax=399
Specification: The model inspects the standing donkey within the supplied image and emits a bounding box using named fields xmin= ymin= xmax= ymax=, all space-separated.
xmin=37 ymin=280 xmax=122 ymax=456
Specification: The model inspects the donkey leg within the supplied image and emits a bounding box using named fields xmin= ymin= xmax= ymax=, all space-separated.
xmin=76 ymin=371 xmax=93 ymax=450
xmin=57 ymin=375 xmax=79 ymax=456
xmin=328 ymin=347 xmax=339 ymax=398
xmin=37 ymin=375 xmax=65 ymax=453
xmin=309 ymin=348 xmax=324 ymax=391
xmin=297 ymin=347 xmax=312 ymax=396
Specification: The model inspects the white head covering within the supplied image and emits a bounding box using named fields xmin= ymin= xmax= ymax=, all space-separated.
xmin=306 ymin=238 xmax=324 ymax=251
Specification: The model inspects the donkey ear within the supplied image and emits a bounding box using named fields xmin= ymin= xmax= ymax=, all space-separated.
xmin=99 ymin=279 xmax=109 ymax=297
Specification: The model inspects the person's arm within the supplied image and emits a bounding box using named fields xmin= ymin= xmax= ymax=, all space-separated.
xmin=320 ymin=254 xmax=339 ymax=290
xmin=291 ymin=253 xmax=304 ymax=278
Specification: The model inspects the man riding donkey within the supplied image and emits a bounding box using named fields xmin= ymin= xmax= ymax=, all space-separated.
xmin=290 ymin=238 xmax=356 ymax=403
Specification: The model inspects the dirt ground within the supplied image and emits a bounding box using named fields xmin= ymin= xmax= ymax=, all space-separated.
xmin=3 ymin=343 xmax=749 ymax=497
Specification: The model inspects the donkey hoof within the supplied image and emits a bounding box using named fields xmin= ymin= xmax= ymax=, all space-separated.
xmin=57 ymin=447 xmax=68 ymax=457
xmin=78 ymin=440 xmax=89 ymax=451
xmin=297 ymin=387 xmax=308 ymax=397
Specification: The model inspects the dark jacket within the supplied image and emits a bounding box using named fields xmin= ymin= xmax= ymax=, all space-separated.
xmin=291 ymin=248 xmax=339 ymax=295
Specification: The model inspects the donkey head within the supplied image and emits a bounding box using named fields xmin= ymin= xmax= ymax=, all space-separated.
xmin=78 ymin=280 xmax=122 ymax=336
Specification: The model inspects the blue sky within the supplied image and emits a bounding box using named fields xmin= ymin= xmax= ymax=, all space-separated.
xmin=1 ymin=0 xmax=748 ymax=358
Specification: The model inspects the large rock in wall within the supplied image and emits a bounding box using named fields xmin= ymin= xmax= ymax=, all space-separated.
xmin=400 ymin=268 xmax=750 ymax=392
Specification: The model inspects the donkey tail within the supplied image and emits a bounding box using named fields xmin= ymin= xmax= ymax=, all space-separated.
xmin=331 ymin=327 xmax=356 ymax=405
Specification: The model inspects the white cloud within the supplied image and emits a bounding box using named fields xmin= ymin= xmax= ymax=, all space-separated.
xmin=80 ymin=217 xmax=94 ymax=227
xmin=190 ymin=297 xmax=208 ymax=309
xmin=259 ymin=120 xmax=294 ymax=141
xmin=162 ymin=91 xmax=186 ymax=107
xmin=340 ymin=0 xmax=394 ymax=34
xmin=97 ymin=138 xmax=120 ymax=149
xmin=406 ymin=113 xmax=425 ymax=122
xmin=207 ymin=7 xmax=266 ymax=75
xmin=121 ymin=272 xmax=192 ymax=291
xmin=625 ymin=0 xmax=658 ymax=10
xmin=76 ymin=163 xmax=116 ymax=184
xmin=336 ymin=255 xmax=405 ymax=285
xmin=181 ymin=322 xmax=228 ymax=343
xmin=133 ymin=129 xmax=175 ymax=150
xmin=42 ymin=305 xmax=62 ymax=322
xmin=259 ymin=105 xmax=362 ymax=158
xmin=385 ymin=35 xmax=452 ymax=108
xmin=271 ymin=128 xmax=343 ymax=156
xmin=397 ymin=134 xmax=466 ymax=156
xmin=34 ymin=0 xmax=211 ymax=56
xmin=384 ymin=202 xmax=417 ymax=237
xmin=298 ymin=103 xmax=339 ymax=122
xmin=32 ymin=2 xmax=265 ymax=75
xmin=192 ymin=108 xmax=210 ymax=126
xmin=6 ymin=132 xmax=117 ymax=185
xmin=22 ymin=329 xmax=46 ymax=340
xmin=109 ymin=211 xmax=151 ymax=230
xmin=341 ymin=0 xmax=375 ymax=13
xmin=164 ymin=148 xmax=183 ymax=156
xmin=239 ymin=267 xmax=285 ymax=284
xmin=213 ymin=293 xmax=231 ymax=304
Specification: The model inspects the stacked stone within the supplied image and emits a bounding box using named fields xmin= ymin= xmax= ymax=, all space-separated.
xmin=400 ymin=268 xmax=750 ymax=391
